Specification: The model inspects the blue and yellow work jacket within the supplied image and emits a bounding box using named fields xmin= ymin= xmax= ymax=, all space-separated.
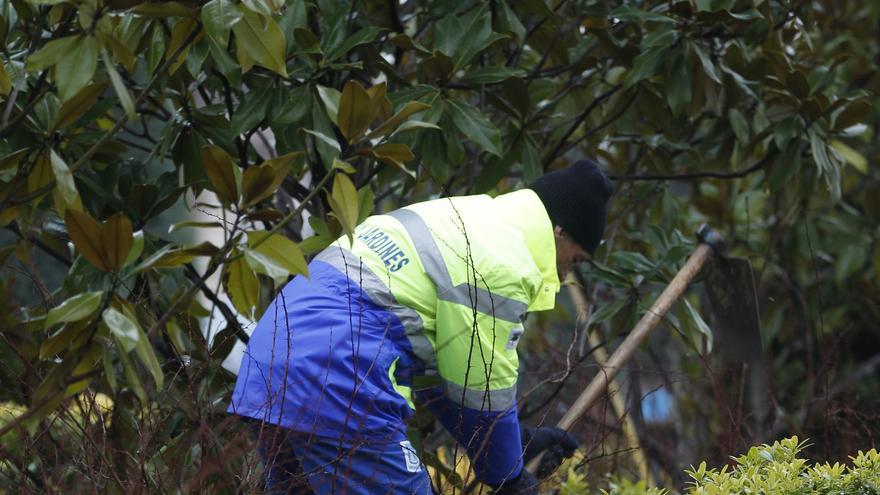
xmin=229 ymin=189 xmax=560 ymax=485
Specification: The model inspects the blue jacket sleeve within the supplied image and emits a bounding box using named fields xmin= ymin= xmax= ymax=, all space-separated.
xmin=416 ymin=387 xmax=523 ymax=486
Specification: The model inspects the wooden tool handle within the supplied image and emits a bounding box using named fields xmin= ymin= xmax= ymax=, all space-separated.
xmin=526 ymin=242 xmax=713 ymax=474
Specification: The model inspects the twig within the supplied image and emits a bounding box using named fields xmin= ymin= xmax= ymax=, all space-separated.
xmin=4 ymin=223 xmax=71 ymax=267
xmin=609 ymin=153 xmax=774 ymax=182
xmin=541 ymin=85 xmax=622 ymax=167
xmin=183 ymin=264 xmax=249 ymax=344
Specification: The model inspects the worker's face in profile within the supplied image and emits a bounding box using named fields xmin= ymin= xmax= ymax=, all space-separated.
xmin=554 ymin=226 xmax=590 ymax=281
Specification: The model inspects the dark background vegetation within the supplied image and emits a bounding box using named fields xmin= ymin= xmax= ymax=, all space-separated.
xmin=0 ymin=0 xmax=877 ymax=492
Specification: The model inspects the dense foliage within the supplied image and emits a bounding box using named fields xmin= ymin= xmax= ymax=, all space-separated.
xmin=0 ymin=0 xmax=876 ymax=492
xmin=569 ymin=438 xmax=880 ymax=494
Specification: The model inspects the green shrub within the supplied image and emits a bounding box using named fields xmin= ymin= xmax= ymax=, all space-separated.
xmin=684 ymin=437 xmax=880 ymax=495
xmin=592 ymin=437 xmax=879 ymax=495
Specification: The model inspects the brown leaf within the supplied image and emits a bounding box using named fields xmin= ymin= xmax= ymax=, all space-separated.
xmin=100 ymin=213 xmax=133 ymax=271
xmin=65 ymin=209 xmax=108 ymax=272
xmin=201 ymin=144 xmax=239 ymax=204
xmin=27 ymin=152 xmax=53 ymax=199
xmin=366 ymin=82 xmax=391 ymax=122
xmin=365 ymin=101 xmax=432 ymax=140
xmin=241 ymin=164 xmax=277 ymax=208
xmin=52 ymin=82 xmax=107 ymax=131
xmin=337 ymin=80 xmax=373 ymax=142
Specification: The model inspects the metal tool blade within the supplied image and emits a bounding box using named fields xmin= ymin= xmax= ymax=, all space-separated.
xmin=704 ymin=255 xmax=763 ymax=361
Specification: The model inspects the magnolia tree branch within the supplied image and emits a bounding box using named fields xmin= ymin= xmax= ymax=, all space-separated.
xmin=4 ymin=25 xmax=204 ymax=209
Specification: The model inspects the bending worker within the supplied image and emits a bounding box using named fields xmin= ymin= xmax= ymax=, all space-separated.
xmin=229 ymin=160 xmax=614 ymax=494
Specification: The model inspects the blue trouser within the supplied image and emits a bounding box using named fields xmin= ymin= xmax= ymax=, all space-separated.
xmin=252 ymin=423 xmax=433 ymax=495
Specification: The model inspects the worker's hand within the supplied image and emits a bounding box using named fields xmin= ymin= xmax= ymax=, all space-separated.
xmin=521 ymin=426 xmax=579 ymax=478
xmin=493 ymin=468 xmax=539 ymax=495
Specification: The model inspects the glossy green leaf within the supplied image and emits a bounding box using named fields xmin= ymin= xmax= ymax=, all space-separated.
xmin=459 ymin=66 xmax=527 ymax=85
xmin=229 ymin=87 xmax=272 ymax=135
xmin=226 ymin=255 xmax=260 ymax=316
xmin=520 ymin=138 xmax=541 ymax=183
xmin=810 ymin=129 xmax=841 ymax=201
xmin=293 ymin=27 xmax=322 ymax=55
xmin=356 ymin=184 xmax=374 ymax=224
xmin=496 ymin=0 xmax=526 ymax=41
xmin=103 ymin=51 xmax=136 ymax=121
xmin=302 ymin=128 xmax=341 ymax=152
xmin=610 ymin=5 xmax=675 ymax=23
xmin=316 ymin=85 xmax=341 ymax=124
xmin=433 ymin=6 xmax=504 ymax=69
xmin=102 ymin=346 xmax=117 ymax=393
xmin=49 ymin=150 xmax=81 ymax=212
xmin=682 ymin=298 xmax=713 ymax=354
xmin=332 ymin=157 xmax=356 ymax=173
xmin=167 ymin=221 xmax=223 ymax=234
xmin=246 ymin=230 xmax=309 ymax=278
xmin=327 ymin=173 xmax=359 ymax=244
xmin=26 ymin=152 xmax=53 ymax=201
xmin=103 ymin=307 xmax=140 ymax=353
xmin=691 ymin=42 xmax=721 ymax=83
xmin=146 ymin=25 xmax=166 ymax=75
xmin=324 ymin=26 xmax=382 ymax=62
xmin=624 ymin=45 xmax=669 ymax=88
xmin=666 ymin=52 xmax=692 ymax=116
xmin=124 ymin=230 xmax=144 ymax=267
xmin=829 ymin=139 xmax=867 ymax=174
xmin=45 ymin=291 xmax=103 ymax=329
xmin=446 ymin=99 xmax=502 ymax=157
xmin=587 ymin=297 xmax=627 ymax=327
xmin=166 ymin=17 xmax=199 ymax=75
xmin=728 ymin=108 xmax=750 ymax=145
xmin=165 ymin=320 xmax=188 ymax=353
xmin=773 ymin=116 xmax=804 ymax=151
xmin=26 ymin=36 xmax=76 ymax=72
xmin=133 ymin=320 xmax=163 ymax=389
xmin=201 ymin=0 xmax=242 ymax=46
xmin=232 ymin=7 xmax=287 ymax=77
xmin=390 ymin=120 xmax=441 ymax=137
xmin=118 ymin=348 xmax=146 ymax=403
xmin=55 ymin=35 xmax=100 ymax=101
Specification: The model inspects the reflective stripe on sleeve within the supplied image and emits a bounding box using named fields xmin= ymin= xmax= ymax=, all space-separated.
xmin=387 ymin=208 xmax=527 ymax=324
xmin=315 ymin=247 xmax=437 ymax=373
xmin=444 ymin=379 xmax=517 ymax=412
xmin=442 ymin=284 xmax=527 ymax=324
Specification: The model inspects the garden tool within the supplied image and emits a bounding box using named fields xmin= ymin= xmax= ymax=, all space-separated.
xmin=525 ymin=224 xmax=763 ymax=475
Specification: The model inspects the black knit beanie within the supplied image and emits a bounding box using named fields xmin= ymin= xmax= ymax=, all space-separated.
xmin=528 ymin=160 xmax=613 ymax=254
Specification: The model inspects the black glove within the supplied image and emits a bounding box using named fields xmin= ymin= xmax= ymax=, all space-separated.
xmin=521 ymin=426 xmax=579 ymax=478
xmin=493 ymin=468 xmax=539 ymax=495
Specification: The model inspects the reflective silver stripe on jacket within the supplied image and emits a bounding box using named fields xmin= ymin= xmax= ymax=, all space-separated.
xmin=387 ymin=208 xmax=527 ymax=324
xmin=315 ymin=247 xmax=437 ymax=374
xmin=445 ymin=379 xmax=517 ymax=412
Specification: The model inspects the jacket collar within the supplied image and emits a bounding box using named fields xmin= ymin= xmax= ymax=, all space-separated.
xmin=495 ymin=189 xmax=559 ymax=311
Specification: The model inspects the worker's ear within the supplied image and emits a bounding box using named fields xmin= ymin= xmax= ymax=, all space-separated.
xmin=553 ymin=225 xmax=564 ymax=240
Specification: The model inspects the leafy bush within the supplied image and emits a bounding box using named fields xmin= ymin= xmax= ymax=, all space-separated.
xmin=685 ymin=437 xmax=880 ymax=495
xmin=546 ymin=437 xmax=880 ymax=494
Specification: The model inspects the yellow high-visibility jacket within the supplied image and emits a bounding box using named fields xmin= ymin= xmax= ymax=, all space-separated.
xmin=230 ymin=188 xmax=559 ymax=484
